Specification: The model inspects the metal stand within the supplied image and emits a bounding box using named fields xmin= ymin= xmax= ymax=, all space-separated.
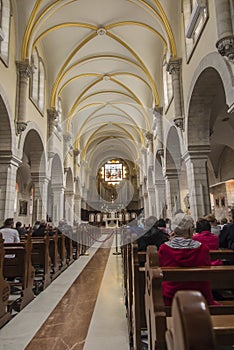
xmin=113 ymin=228 xmax=121 ymax=255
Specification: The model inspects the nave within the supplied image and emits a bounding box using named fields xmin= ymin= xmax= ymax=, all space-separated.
xmin=0 ymin=235 xmax=129 ymax=350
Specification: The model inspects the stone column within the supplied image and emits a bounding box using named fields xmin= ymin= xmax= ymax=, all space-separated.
xmin=51 ymin=184 xmax=64 ymax=226
xmin=215 ymin=0 xmax=234 ymax=62
xmin=31 ymin=173 xmax=49 ymax=222
xmin=148 ymin=187 xmax=156 ymax=216
xmin=155 ymin=180 xmax=166 ymax=219
xmin=73 ymin=148 xmax=80 ymax=180
xmin=0 ymin=155 xmax=21 ymax=222
xmin=145 ymin=132 xmax=154 ymax=167
xmin=47 ymin=108 xmax=58 ymax=158
xmin=144 ymin=193 xmax=149 ymax=218
xmin=74 ymin=194 xmax=81 ymax=223
xmin=153 ymin=106 xmax=164 ymax=155
xmin=183 ymin=151 xmax=211 ymax=221
xmin=16 ymin=60 xmax=32 ymax=134
xmin=64 ymin=190 xmax=74 ymax=225
xmin=164 ymin=169 xmax=181 ymax=219
xmin=167 ymin=58 xmax=184 ymax=129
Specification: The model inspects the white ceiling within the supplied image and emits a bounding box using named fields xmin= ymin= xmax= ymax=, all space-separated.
xmin=14 ymin=0 xmax=180 ymax=167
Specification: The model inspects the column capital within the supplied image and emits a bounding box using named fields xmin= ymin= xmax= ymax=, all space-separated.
xmin=182 ymin=146 xmax=211 ymax=162
xmin=216 ymin=35 xmax=234 ymax=63
xmin=47 ymin=108 xmax=59 ymax=125
xmin=166 ymin=58 xmax=182 ymax=75
xmin=73 ymin=148 xmax=80 ymax=157
xmin=0 ymin=151 xmax=22 ymax=167
xmin=16 ymin=59 xmax=32 ymax=80
xmin=164 ymin=168 xmax=180 ymax=179
xmin=153 ymin=106 xmax=163 ymax=117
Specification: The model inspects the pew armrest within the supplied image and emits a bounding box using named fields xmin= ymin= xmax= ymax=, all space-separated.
xmin=167 ymin=290 xmax=216 ymax=350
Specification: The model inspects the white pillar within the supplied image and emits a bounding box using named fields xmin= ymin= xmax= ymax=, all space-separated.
xmin=51 ymin=185 xmax=64 ymax=226
xmin=183 ymin=151 xmax=211 ymax=221
xmin=0 ymin=156 xmax=21 ymax=222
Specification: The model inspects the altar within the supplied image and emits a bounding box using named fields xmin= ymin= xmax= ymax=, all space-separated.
xmin=104 ymin=217 xmax=120 ymax=228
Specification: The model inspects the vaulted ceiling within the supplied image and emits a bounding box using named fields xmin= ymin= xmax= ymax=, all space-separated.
xmin=14 ymin=0 xmax=180 ymax=167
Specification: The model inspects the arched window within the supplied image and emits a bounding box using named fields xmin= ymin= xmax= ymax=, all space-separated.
xmin=30 ymin=48 xmax=45 ymax=113
xmin=183 ymin=0 xmax=208 ymax=60
xmin=0 ymin=0 xmax=11 ymax=65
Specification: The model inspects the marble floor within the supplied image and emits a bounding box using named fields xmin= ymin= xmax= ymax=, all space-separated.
xmin=0 ymin=236 xmax=130 ymax=350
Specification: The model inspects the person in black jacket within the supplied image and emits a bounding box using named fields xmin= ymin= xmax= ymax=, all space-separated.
xmin=137 ymin=216 xmax=169 ymax=251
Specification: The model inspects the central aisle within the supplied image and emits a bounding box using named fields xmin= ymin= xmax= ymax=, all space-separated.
xmin=0 ymin=234 xmax=130 ymax=350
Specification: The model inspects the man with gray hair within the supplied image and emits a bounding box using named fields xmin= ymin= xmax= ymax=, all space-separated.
xmin=158 ymin=213 xmax=219 ymax=306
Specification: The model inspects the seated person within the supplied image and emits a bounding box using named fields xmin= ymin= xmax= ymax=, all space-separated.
xmin=193 ymin=218 xmax=222 ymax=265
xmin=137 ymin=216 xmax=169 ymax=251
xmin=158 ymin=213 xmax=219 ymax=306
xmin=193 ymin=218 xmax=219 ymax=250
xmin=32 ymin=220 xmax=49 ymax=237
xmin=15 ymin=221 xmax=27 ymax=236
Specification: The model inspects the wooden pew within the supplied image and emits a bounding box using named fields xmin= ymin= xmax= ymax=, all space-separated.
xmin=145 ymin=261 xmax=234 ymax=350
xmin=124 ymin=244 xmax=234 ymax=349
xmin=48 ymin=232 xmax=60 ymax=280
xmin=0 ymin=234 xmax=11 ymax=328
xmin=132 ymin=244 xmax=158 ymax=350
xmin=57 ymin=234 xmax=67 ymax=272
xmin=3 ymin=235 xmax=35 ymax=311
xmin=31 ymin=234 xmax=51 ymax=292
xmin=209 ymin=249 xmax=234 ymax=263
xmin=65 ymin=231 xmax=74 ymax=265
xmin=166 ymin=290 xmax=216 ymax=350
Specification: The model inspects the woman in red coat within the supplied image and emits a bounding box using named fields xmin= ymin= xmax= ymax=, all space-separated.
xmin=158 ymin=213 xmax=219 ymax=306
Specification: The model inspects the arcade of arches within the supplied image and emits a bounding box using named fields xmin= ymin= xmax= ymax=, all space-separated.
xmin=0 ymin=0 xmax=234 ymax=228
xmin=0 ymin=1 xmax=234 ymax=349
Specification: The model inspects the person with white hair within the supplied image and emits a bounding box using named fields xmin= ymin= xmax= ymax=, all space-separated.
xmin=158 ymin=213 xmax=219 ymax=306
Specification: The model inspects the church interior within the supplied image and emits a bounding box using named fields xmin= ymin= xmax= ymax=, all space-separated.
xmin=0 ymin=0 xmax=234 ymax=349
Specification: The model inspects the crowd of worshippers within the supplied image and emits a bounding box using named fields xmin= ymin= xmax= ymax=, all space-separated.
xmin=127 ymin=210 xmax=234 ymax=253
xmin=0 ymin=218 xmax=72 ymax=244
xmin=127 ymin=209 xmax=234 ymax=306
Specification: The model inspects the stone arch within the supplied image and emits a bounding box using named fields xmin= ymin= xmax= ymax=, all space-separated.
xmin=184 ymin=52 xmax=234 ymax=220
xmin=0 ymin=93 xmax=12 ymax=153
xmin=186 ymin=52 xmax=234 ymax=149
xmin=16 ymin=129 xmax=46 ymax=224
xmin=0 ymin=91 xmax=15 ymax=222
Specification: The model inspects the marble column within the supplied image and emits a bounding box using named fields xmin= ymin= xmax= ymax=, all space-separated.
xmin=167 ymin=58 xmax=184 ymax=129
xmin=31 ymin=173 xmax=49 ymax=222
xmin=51 ymin=184 xmax=64 ymax=226
xmin=164 ymin=169 xmax=181 ymax=219
xmin=16 ymin=60 xmax=32 ymax=134
xmin=47 ymin=108 xmax=58 ymax=158
xmin=183 ymin=151 xmax=211 ymax=221
xmin=0 ymin=155 xmax=21 ymax=222
xmin=215 ymin=0 xmax=234 ymax=62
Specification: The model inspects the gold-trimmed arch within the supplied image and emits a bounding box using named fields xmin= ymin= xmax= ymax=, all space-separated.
xmin=73 ymin=109 xmax=145 ymax=148
xmin=81 ymin=122 xmax=141 ymax=161
xmin=106 ymin=21 xmax=167 ymax=47
xmin=67 ymin=74 xmax=151 ymax=130
xmin=51 ymin=54 xmax=155 ymax=107
xmin=69 ymin=90 xmax=150 ymax=130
